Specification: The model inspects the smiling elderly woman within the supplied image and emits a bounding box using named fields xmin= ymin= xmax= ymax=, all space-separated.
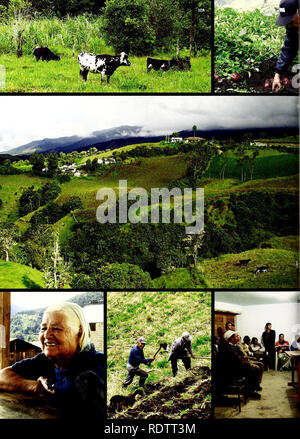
xmin=0 ymin=302 xmax=105 ymax=416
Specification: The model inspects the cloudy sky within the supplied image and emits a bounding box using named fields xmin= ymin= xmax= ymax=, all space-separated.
xmin=0 ymin=95 xmax=298 ymax=152
xmin=11 ymin=291 xmax=87 ymax=311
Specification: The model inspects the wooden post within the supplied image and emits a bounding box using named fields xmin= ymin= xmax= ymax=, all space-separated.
xmin=0 ymin=292 xmax=11 ymax=370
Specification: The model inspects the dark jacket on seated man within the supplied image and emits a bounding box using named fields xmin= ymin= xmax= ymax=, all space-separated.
xmin=11 ymin=343 xmax=105 ymax=415
xmin=217 ymin=331 xmax=261 ymax=397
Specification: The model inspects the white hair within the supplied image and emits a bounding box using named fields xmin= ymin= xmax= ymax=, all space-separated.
xmin=43 ymin=302 xmax=90 ymax=352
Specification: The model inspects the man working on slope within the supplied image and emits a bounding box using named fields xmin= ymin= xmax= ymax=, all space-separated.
xmin=168 ymin=331 xmax=195 ymax=377
xmin=272 ymin=0 xmax=299 ymax=92
xmin=122 ymin=337 xmax=154 ymax=389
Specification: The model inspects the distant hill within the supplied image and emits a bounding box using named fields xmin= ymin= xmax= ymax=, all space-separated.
xmin=10 ymin=291 xmax=104 ymax=342
xmin=5 ymin=126 xmax=298 ymax=156
xmin=7 ymin=125 xmax=148 ymax=155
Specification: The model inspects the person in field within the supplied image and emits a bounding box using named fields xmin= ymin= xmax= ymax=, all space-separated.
xmin=272 ymin=0 xmax=299 ymax=92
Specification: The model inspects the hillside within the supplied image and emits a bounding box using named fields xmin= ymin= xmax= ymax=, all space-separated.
xmin=0 ymin=139 xmax=298 ymax=289
xmin=107 ymin=291 xmax=211 ymax=419
xmin=0 ymin=261 xmax=45 ymax=289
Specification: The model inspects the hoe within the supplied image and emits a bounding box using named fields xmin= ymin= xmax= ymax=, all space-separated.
xmin=152 ymin=342 xmax=169 ymax=360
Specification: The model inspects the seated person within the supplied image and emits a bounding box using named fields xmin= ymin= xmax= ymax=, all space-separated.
xmin=250 ymin=337 xmax=266 ymax=358
xmin=0 ymin=302 xmax=105 ymax=417
xmin=217 ymin=330 xmax=262 ymax=399
xmin=238 ymin=336 xmax=264 ymax=383
xmin=275 ymin=333 xmax=291 ymax=370
xmin=291 ymin=334 xmax=300 ymax=351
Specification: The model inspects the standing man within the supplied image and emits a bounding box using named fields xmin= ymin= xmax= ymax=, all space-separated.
xmin=122 ymin=337 xmax=153 ymax=389
xmin=169 ymin=331 xmax=195 ymax=377
xmin=272 ymin=0 xmax=299 ymax=92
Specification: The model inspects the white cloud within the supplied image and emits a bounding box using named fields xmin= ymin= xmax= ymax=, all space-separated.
xmin=0 ymin=96 xmax=298 ymax=152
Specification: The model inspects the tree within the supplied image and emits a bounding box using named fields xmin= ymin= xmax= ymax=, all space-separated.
xmin=184 ymin=231 xmax=205 ymax=267
xmin=19 ymin=186 xmax=40 ymax=216
xmin=102 ymin=0 xmax=155 ymax=55
xmin=185 ymin=142 xmax=213 ymax=189
xmin=46 ymin=153 xmax=59 ymax=177
xmin=29 ymin=151 xmax=45 ymax=175
xmin=43 ymin=232 xmax=69 ymax=289
xmin=7 ymin=0 xmax=33 ymax=57
xmin=192 ymin=125 xmax=197 ymax=137
xmin=148 ymin=0 xmax=178 ymax=50
xmin=0 ymin=223 xmax=18 ymax=261
xmin=96 ymin=263 xmax=151 ymax=289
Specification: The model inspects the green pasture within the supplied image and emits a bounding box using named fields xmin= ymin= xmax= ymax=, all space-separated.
xmin=0 ymin=260 xmax=45 ymax=288
xmin=205 ymin=150 xmax=299 ymax=181
xmin=0 ymin=50 xmax=211 ymax=93
xmin=0 ymin=173 xmax=51 ymax=222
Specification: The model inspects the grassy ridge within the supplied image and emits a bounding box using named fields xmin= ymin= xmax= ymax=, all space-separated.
xmin=107 ymin=291 xmax=211 ymax=407
xmin=0 ymin=50 xmax=211 ymax=93
xmin=0 ymin=261 xmax=45 ymax=288
xmin=152 ymin=248 xmax=298 ymax=289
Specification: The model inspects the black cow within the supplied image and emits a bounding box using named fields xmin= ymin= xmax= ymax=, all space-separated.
xmin=33 ymin=47 xmax=60 ymax=62
xmin=147 ymin=56 xmax=191 ymax=73
xmin=78 ymin=52 xmax=131 ymax=84
xmin=239 ymin=258 xmax=251 ymax=266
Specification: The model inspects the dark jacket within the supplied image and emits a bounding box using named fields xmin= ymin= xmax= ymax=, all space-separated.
xmin=217 ymin=341 xmax=245 ymax=380
xmin=262 ymin=329 xmax=276 ymax=352
xmin=275 ymin=27 xmax=299 ymax=74
xmin=11 ymin=343 xmax=105 ymax=414
xmin=128 ymin=345 xmax=151 ymax=367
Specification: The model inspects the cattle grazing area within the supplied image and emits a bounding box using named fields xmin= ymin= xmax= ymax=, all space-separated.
xmin=0 ymin=1 xmax=211 ymax=93
xmin=107 ymin=291 xmax=211 ymax=419
xmin=0 ymin=49 xmax=210 ymax=93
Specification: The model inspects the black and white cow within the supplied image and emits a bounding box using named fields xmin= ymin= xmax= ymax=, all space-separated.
xmin=78 ymin=52 xmax=131 ymax=84
xmin=33 ymin=47 xmax=60 ymax=62
xmin=254 ymin=265 xmax=269 ymax=275
xmin=146 ymin=56 xmax=191 ymax=73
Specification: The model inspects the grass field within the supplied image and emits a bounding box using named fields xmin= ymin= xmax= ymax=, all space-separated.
xmin=0 ymin=50 xmax=211 ymax=93
xmin=0 ymin=261 xmax=45 ymax=288
xmin=152 ymin=247 xmax=298 ymax=289
xmin=0 ymin=173 xmax=51 ymax=222
xmin=107 ymin=291 xmax=211 ymax=418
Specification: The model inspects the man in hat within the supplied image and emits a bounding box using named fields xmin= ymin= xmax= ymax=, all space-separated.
xmin=272 ymin=0 xmax=299 ymax=92
xmin=218 ymin=330 xmax=262 ymax=399
xmin=122 ymin=337 xmax=154 ymax=389
xmin=168 ymin=331 xmax=195 ymax=377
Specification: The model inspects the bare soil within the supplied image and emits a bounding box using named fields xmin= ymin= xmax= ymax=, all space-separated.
xmin=107 ymin=366 xmax=211 ymax=419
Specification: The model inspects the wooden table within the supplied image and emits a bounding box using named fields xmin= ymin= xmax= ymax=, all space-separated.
xmin=0 ymin=391 xmax=65 ymax=419
xmin=286 ymin=350 xmax=300 ymax=401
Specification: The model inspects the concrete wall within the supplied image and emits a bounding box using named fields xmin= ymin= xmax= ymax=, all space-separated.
xmin=215 ymin=300 xmax=300 ymax=346
xmin=90 ymin=322 xmax=104 ymax=352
